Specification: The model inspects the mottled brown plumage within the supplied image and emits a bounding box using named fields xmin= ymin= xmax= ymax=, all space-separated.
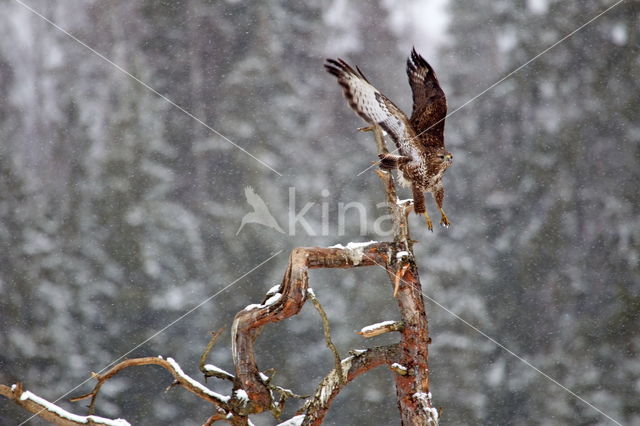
xmin=325 ymin=48 xmax=453 ymax=231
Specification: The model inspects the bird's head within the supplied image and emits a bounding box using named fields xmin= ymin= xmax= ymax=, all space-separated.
xmin=433 ymin=149 xmax=453 ymax=168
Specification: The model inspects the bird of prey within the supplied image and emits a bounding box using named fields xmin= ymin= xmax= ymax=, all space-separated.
xmin=236 ymin=186 xmax=284 ymax=235
xmin=325 ymin=48 xmax=453 ymax=231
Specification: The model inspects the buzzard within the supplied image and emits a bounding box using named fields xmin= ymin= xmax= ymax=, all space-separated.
xmin=325 ymin=49 xmax=452 ymax=231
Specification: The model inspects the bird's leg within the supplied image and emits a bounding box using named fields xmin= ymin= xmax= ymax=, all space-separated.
xmin=358 ymin=125 xmax=375 ymax=132
xmin=411 ymin=187 xmax=432 ymax=231
xmin=378 ymin=153 xmax=410 ymax=170
xmin=438 ymin=207 xmax=450 ymax=227
xmin=434 ymin=187 xmax=451 ymax=228
xmin=423 ymin=211 xmax=433 ymax=232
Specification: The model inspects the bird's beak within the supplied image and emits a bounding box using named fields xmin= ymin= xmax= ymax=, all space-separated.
xmin=445 ymin=154 xmax=452 ymax=161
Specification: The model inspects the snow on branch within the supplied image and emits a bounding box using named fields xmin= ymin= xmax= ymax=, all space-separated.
xmin=230 ymin=242 xmax=397 ymax=417
xmin=328 ymin=240 xmax=379 ymax=265
xmin=1 ymin=124 xmax=438 ymax=425
xmin=302 ymin=345 xmax=401 ymax=424
xmin=68 ymin=356 xmax=230 ymax=419
xmin=0 ymin=383 xmax=129 ymax=426
xmin=357 ymin=320 xmax=404 ymax=338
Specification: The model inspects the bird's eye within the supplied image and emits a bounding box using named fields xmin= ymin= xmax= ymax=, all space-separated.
xmin=438 ymin=154 xmax=444 ymax=159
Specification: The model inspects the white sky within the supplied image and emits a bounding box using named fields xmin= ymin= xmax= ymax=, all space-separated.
xmin=385 ymin=0 xmax=450 ymax=59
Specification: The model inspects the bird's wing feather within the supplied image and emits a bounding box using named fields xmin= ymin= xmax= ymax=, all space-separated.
xmin=406 ymin=48 xmax=447 ymax=148
xmin=325 ymin=58 xmax=415 ymax=155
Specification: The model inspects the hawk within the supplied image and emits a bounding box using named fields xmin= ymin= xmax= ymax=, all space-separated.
xmin=325 ymin=48 xmax=452 ymax=231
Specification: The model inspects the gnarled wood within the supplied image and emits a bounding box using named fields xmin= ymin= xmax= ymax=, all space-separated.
xmin=0 ymin=383 xmax=129 ymax=426
xmin=1 ymin=125 xmax=438 ymax=425
xmin=231 ymin=242 xmax=396 ymax=415
xmin=70 ymin=356 xmax=230 ymax=411
xmin=301 ymin=345 xmax=401 ymax=425
xmin=231 ymin=125 xmax=438 ymax=424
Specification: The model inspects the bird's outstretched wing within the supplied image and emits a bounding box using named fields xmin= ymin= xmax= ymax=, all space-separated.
xmin=406 ymin=48 xmax=447 ymax=147
xmin=325 ymin=58 xmax=415 ymax=155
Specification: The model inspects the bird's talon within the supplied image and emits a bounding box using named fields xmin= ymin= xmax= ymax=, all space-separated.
xmin=439 ymin=212 xmax=451 ymax=228
xmin=358 ymin=125 xmax=374 ymax=132
xmin=424 ymin=215 xmax=433 ymax=232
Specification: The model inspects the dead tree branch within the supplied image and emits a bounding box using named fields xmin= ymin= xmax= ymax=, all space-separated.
xmin=229 ymin=125 xmax=437 ymax=425
xmin=231 ymin=242 xmax=397 ymax=416
xmin=358 ymin=320 xmax=405 ymax=338
xmin=307 ymin=289 xmax=345 ymax=384
xmin=301 ymin=345 xmax=401 ymax=425
xmin=0 ymin=383 xmax=129 ymax=426
xmin=200 ymin=328 xmax=235 ymax=382
xmin=1 ymin=126 xmax=438 ymax=425
xmin=69 ymin=356 xmax=231 ymax=413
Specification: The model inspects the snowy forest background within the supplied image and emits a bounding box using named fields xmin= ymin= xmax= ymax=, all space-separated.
xmin=1 ymin=1 xmax=638 ymax=425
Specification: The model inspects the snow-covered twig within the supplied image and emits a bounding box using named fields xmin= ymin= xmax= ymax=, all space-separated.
xmin=358 ymin=320 xmax=404 ymax=338
xmin=0 ymin=383 xmax=129 ymax=426
xmin=69 ymin=356 xmax=230 ymax=417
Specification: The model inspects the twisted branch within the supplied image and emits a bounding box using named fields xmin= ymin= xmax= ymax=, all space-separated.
xmin=301 ymin=345 xmax=401 ymax=425
xmin=230 ymin=242 xmax=397 ymax=416
xmin=69 ymin=356 xmax=231 ymax=412
xmin=307 ymin=288 xmax=345 ymax=384
xmin=1 ymin=125 xmax=437 ymax=425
